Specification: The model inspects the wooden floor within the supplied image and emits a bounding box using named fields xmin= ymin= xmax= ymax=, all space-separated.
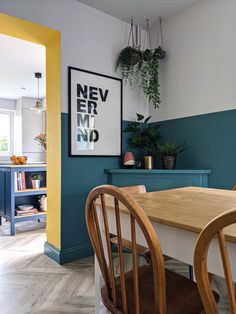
xmin=0 ymin=220 xmax=230 ymax=313
xmin=0 ymin=220 xmax=95 ymax=314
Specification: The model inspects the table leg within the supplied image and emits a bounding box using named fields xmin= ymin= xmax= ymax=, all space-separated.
xmin=10 ymin=220 xmax=15 ymax=236
xmin=189 ymin=265 xmax=194 ymax=280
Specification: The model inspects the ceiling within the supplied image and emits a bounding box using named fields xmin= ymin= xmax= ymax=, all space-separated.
xmin=78 ymin=0 xmax=200 ymax=25
xmin=0 ymin=34 xmax=46 ymax=100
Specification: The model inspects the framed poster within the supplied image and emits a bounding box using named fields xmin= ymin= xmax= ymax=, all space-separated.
xmin=68 ymin=67 xmax=122 ymax=156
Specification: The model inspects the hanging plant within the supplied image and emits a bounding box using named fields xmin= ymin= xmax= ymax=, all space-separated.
xmin=115 ymin=19 xmax=141 ymax=85
xmin=140 ymin=48 xmax=161 ymax=108
xmin=115 ymin=18 xmax=166 ymax=109
xmin=155 ymin=18 xmax=166 ymax=60
xmin=139 ymin=19 xmax=166 ymax=108
xmin=115 ymin=46 xmax=141 ymax=85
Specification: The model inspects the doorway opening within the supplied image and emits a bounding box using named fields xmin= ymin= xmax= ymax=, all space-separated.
xmin=0 ymin=13 xmax=61 ymax=251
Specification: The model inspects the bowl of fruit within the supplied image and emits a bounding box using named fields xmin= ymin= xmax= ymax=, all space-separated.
xmin=10 ymin=155 xmax=28 ymax=165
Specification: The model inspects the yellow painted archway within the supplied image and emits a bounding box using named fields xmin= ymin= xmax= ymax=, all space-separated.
xmin=0 ymin=13 xmax=61 ymax=249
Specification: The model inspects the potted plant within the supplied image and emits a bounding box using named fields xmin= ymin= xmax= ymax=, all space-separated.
xmin=157 ymin=140 xmax=188 ymax=170
xmin=30 ymin=173 xmax=43 ymax=189
xmin=34 ymin=133 xmax=46 ymax=150
xmin=124 ymin=113 xmax=162 ymax=169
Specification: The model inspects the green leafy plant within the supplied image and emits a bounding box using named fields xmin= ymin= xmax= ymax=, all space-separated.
xmin=124 ymin=113 xmax=162 ymax=155
xmin=115 ymin=47 xmax=141 ymax=85
xmin=30 ymin=173 xmax=43 ymax=181
xmin=140 ymin=48 xmax=166 ymax=109
xmin=157 ymin=140 xmax=188 ymax=157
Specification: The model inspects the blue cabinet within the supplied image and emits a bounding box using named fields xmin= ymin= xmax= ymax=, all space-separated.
xmin=105 ymin=169 xmax=211 ymax=191
xmin=0 ymin=164 xmax=47 ymax=236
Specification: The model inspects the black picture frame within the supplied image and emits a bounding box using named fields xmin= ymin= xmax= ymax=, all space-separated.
xmin=68 ymin=66 xmax=123 ymax=157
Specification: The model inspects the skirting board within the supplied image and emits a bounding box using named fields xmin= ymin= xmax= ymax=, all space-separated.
xmin=44 ymin=241 xmax=94 ymax=265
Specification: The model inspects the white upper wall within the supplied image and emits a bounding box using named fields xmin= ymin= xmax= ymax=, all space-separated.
xmin=0 ymin=0 xmax=148 ymax=120
xmin=149 ymin=0 xmax=236 ymax=122
xmin=0 ymin=98 xmax=16 ymax=110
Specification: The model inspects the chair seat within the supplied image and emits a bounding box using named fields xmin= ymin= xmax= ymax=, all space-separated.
xmin=101 ymin=264 xmax=219 ymax=314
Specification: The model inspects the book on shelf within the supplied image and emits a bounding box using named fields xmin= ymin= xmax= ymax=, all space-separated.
xmin=15 ymin=208 xmax=38 ymax=216
xmin=14 ymin=171 xmax=27 ymax=191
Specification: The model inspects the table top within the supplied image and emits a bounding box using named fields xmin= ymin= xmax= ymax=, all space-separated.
xmin=103 ymin=187 xmax=236 ymax=243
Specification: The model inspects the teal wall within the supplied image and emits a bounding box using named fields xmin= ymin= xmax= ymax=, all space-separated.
xmin=60 ymin=109 xmax=236 ymax=262
xmin=61 ymin=113 xmax=129 ymax=262
xmin=159 ymin=109 xmax=236 ymax=189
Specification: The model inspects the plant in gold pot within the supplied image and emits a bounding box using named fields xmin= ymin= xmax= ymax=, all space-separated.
xmin=157 ymin=140 xmax=188 ymax=170
xmin=124 ymin=113 xmax=162 ymax=169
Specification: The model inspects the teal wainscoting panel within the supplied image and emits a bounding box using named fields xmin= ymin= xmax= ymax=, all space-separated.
xmin=105 ymin=169 xmax=210 ymax=191
xmin=44 ymin=241 xmax=93 ymax=265
xmin=60 ymin=113 xmax=126 ymax=262
xmin=158 ymin=109 xmax=236 ymax=189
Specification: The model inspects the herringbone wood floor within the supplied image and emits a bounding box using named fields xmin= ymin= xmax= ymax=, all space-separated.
xmin=0 ymin=220 xmax=95 ymax=314
xmin=0 ymin=219 xmax=230 ymax=314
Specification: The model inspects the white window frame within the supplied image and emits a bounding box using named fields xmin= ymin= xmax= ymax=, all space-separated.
xmin=0 ymin=109 xmax=14 ymax=156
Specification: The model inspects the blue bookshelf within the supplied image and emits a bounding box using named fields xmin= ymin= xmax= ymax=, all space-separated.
xmin=0 ymin=164 xmax=47 ymax=235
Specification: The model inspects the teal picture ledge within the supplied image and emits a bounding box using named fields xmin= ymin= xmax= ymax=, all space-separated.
xmin=44 ymin=241 xmax=93 ymax=265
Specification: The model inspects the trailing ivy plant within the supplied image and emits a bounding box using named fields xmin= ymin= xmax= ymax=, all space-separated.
xmin=140 ymin=47 xmax=166 ymax=109
xmin=124 ymin=113 xmax=162 ymax=155
xmin=115 ymin=47 xmax=141 ymax=85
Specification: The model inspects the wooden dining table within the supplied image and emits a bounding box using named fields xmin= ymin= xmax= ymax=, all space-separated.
xmin=94 ymin=186 xmax=236 ymax=313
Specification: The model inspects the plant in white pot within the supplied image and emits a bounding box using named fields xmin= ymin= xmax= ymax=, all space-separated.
xmin=157 ymin=140 xmax=188 ymax=170
xmin=30 ymin=173 xmax=43 ymax=189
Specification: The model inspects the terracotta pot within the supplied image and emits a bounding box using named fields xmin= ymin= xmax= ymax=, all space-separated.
xmin=144 ymin=156 xmax=154 ymax=170
xmin=123 ymin=152 xmax=135 ymax=169
xmin=162 ymin=156 xmax=176 ymax=170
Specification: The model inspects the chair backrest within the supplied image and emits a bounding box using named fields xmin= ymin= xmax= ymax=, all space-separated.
xmin=86 ymin=185 xmax=166 ymax=314
xmin=194 ymin=208 xmax=236 ymax=314
xmin=119 ymin=185 xmax=146 ymax=195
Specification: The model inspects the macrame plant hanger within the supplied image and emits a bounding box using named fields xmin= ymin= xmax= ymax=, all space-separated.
xmin=156 ymin=17 xmax=166 ymax=59
xmin=127 ymin=18 xmax=135 ymax=48
xmin=143 ymin=19 xmax=152 ymax=50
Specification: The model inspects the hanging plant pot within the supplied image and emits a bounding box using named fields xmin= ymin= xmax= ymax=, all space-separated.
xmin=155 ymin=46 xmax=166 ymax=60
xmin=115 ymin=19 xmax=141 ymax=84
xmin=129 ymin=50 xmax=140 ymax=65
xmin=116 ymin=46 xmax=140 ymax=68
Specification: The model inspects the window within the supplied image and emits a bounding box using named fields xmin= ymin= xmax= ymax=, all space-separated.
xmin=0 ymin=110 xmax=14 ymax=156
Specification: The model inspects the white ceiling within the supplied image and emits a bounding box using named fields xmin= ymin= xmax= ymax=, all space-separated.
xmin=78 ymin=0 xmax=200 ymax=25
xmin=0 ymin=34 xmax=46 ymax=100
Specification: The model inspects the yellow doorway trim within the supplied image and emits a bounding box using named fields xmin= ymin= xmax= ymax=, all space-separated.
xmin=0 ymin=13 xmax=61 ymax=249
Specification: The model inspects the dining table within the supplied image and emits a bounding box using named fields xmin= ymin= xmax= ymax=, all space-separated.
xmin=94 ymin=186 xmax=236 ymax=313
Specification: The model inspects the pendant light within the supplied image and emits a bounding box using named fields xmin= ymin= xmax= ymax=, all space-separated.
xmin=30 ymin=72 xmax=44 ymax=114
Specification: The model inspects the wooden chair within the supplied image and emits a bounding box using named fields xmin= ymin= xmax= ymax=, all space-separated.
xmin=110 ymin=185 xmax=151 ymax=262
xmin=86 ymin=185 xmax=210 ymax=314
xmin=194 ymin=208 xmax=236 ymax=314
